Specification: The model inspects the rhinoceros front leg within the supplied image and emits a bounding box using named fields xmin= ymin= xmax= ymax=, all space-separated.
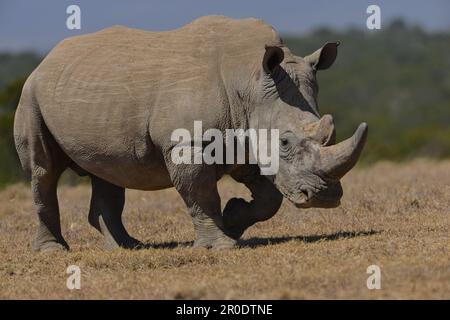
xmin=88 ymin=176 xmax=142 ymax=249
xmin=166 ymin=161 xmax=236 ymax=249
xmin=223 ymin=166 xmax=283 ymax=239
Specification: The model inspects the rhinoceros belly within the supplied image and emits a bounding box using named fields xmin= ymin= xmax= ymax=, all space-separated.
xmin=58 ymin=125 xmax=173 ymax=190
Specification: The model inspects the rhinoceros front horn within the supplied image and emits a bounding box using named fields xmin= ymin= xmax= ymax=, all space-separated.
xmin=319 ymin=122 xmax=368 ymax=180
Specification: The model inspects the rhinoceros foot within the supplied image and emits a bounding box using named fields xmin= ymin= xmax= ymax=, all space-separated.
xmin=223 ymin=198 xmax=253 ymax=240
xmin=192 ymin=216 xmax=237 ymax=249
xmin=193 ymin=236 xmax=237 ymax=250
xmin=32 ymin=223 xmax=70 ymax=252
xmin=32 ymin=239 xmax=69 ymax=253
xmin=104 ymin=235 xmax=144 ymax=250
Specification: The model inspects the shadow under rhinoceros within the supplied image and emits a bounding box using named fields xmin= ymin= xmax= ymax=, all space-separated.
xmin=140 ymin=230 xmax=380 ymax=250
xmin=238 ymin=230 xmax=380 ymax=248
xmin=139 ymin=240 xmax=193 ymax=249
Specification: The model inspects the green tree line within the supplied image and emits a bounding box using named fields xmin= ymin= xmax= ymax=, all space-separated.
xmin=0 ymin=20 xmax=449 ymax=187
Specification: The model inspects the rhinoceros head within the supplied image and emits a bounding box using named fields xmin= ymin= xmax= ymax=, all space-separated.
xmin=249 ymin=42 xmax=368 ymax=208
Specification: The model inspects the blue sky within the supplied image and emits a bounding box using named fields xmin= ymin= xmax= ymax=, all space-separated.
xmin=1 ymin=0 xmax=449 ymax=52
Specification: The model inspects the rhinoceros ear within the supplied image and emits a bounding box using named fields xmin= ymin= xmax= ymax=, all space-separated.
xmin=304 ymin=42 xmax=340 ymax=71
xmin=263 ymin=45 xmax=284 ymax=75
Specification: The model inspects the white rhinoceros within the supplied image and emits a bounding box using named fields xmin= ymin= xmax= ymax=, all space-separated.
xmin=14 ymin=15 xmax=367 ymax=251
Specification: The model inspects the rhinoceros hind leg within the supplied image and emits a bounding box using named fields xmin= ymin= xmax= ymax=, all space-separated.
xmin=15 ymin=101 xmax=70 ymax=252
xmin=31 ymin=173 xmax=70 ymax=252
xmin=88 ymin=176 xmax=142 ymax=249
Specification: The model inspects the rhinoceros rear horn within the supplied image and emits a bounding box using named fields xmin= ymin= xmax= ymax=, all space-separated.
xmin=319 ymin=122 xmax=368 ymax=180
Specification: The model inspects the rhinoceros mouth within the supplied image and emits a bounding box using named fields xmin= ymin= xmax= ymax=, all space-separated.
xmin=289 ymin=181 xmax=342 ymax=209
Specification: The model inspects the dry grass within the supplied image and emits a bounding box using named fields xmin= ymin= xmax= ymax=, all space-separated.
xmin=0 ymin=159 xmax=449 ymax=299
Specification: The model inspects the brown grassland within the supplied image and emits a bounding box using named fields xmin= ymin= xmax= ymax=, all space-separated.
xmin=0 ymin=159 xmax=448 ymax=299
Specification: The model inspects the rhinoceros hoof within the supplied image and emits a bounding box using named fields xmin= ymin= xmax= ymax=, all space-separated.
xmin=104 ymin=236 xmax=144 ymax=250
xmin=211 ymin=236 xmax=237 ymax=249
xmin=32 ymin=240 xmax=69 ymax=253
xmin=193 ymin=235 xmax=237 ymax=249
xmin=223 ymin=198 xmax=250 ymax=240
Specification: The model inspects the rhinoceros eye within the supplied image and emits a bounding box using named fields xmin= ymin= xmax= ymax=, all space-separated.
xmin=279 ymin=134 xmax=295 ymax=160
xmin=279 ymin=132 xmax=298 ymax=160
xmin=279 ymin=133 xmax=294 ymax=151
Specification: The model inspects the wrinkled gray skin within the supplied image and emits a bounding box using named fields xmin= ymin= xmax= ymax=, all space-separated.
xmin=13 ymin=16 xmax=367 ymax=251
